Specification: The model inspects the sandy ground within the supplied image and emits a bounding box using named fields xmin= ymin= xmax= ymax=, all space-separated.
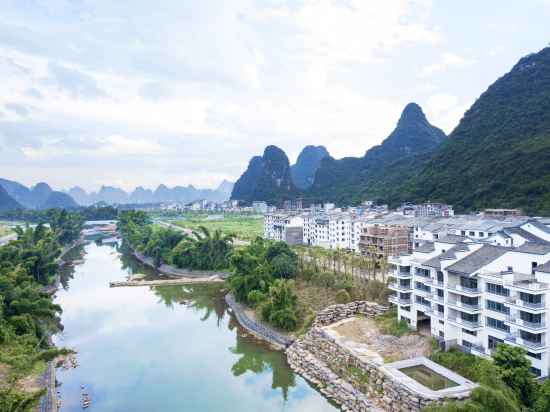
xmin=327 ymin=317 xmax=432 ymax=364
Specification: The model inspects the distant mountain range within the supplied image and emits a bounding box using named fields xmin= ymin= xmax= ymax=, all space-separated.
xmin=66 ymin=180 xmax=234 ymax=205
xmin=231 ymin=46 xmax=550 ymax=215
xmin=0 ymin=178 xmax=234 ymax=211
xmin=0 ymin=179 xmax=78 ymax=210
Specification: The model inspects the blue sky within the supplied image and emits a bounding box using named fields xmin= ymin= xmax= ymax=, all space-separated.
xmin=1 ymin=0 xmax=549 ymax=191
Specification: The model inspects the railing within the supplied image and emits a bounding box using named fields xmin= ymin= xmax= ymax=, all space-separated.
xmin=505 ymin=333 xmax=546 ymax=349
xmin=425 ymin=307 xmax=444 ymax=318
xmin=447 ymin=300 xmax=482 ymax=312
xmin=388 ymin=295 xmax=411 ymax=305
xmin=447 ymin=316 xmax=481 ymax=329
xmin=414 ymin=270 xmax=431 ymax=278
xmin=424 ymin=278 xmax=445 ymax=287
xmin=389 ymin=282 xmax=412 ymax=291
xmin=447 ymin=284 xmax=481 ymax=295
xmin=414 ymin=287 xmax=432 ymax=297
xmin=506 ymin=298 xmax=546 ymax=310
xmin=506 ymin=316 xmax=546 ymax=330
xmin=429 ymin=293 xmax=445 ymax=303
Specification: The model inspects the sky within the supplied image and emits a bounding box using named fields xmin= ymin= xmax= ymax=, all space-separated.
xmin=1 ymin=0 xmax=550 ymax=192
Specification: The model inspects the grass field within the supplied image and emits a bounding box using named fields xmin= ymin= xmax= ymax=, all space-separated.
xmin=172 ymin=214 xmax=264 ymax=241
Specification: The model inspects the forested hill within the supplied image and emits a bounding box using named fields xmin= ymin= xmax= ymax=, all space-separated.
xmin=290 ymin=145 xmax=330 ymax=189
xmin=0 ymin=185 xmax=21 ymax=211
xmin=231 ymin=145 xmax=299 ymax=205
xmin=401 ymin=46 xmax=550 ymax=214
xmin=306 ymin=102 xmax=446 ymax=205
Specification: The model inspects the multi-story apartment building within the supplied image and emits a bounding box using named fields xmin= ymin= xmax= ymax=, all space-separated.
xmin=263 ymin=213 xmax=303 ymax=245
xmin=359 ymin=224 xmax=409 ymax=260
xmin=414 ymin=202 xmax=454 ymax=217
xmin=389 ymin=221 xmax=550 ymax=378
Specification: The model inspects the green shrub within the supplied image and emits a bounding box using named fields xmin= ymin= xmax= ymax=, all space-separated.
xmin=335 ymin=289 xmax=351 ymax=304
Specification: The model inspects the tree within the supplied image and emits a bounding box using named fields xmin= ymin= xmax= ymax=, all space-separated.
xmin=271 ymin=254 xmax=297 ymax=279
xmin=260 ymin=279 xmax=299 ymax=331
xmin=534 ymin=378 xmax=550 ymax=412
xmin=492 ymin=344 xmax=538 ymax=407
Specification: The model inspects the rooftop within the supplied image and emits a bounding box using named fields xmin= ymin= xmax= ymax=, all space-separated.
xmin=446 ymin=245 xmax=508 ymax=275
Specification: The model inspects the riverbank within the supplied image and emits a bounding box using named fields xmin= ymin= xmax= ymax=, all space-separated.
xmin=132 ymin=249 xmax=231 ymax=279
xmin=110 ymin=277 xmax=224 ymax=287
xmin=225 ymin=294 xmax=295 ymax=350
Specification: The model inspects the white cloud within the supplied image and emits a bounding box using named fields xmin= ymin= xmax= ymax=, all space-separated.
xmin=419 ymin=52 xmax=475 ymax=78
xmin=425 ymin=93 xmax=470 ymax=134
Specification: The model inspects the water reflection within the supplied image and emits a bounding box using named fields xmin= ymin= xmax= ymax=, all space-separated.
xmin=230 ymin=331 xmax=296 ymax=400
xmin=54 ymin=243 xmax=337 ymax=412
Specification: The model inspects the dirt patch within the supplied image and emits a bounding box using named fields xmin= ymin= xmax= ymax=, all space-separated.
xmin=329 ymin=317 xmax=432 ymax=363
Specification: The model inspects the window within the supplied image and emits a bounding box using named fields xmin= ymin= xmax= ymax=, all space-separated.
xmin=486 ymin=300 xmax=510 ymax=314
xmin=520 ymin=292 xmax=542 ymax=305
xmin=469 ymin=231 xmax=475 ymax=236
xmin=461 ymin=230 xmax=466 ymax=236
xmin=437 ymin=304 xmax=444 ymax=313
xmin=520 ymin=311 xmax=542 ymax=324
xmin=434 ymin=234 xmax=439 ymax=239
xmin=486 ymin=283 xmax=510 ymax=297
xmin=486 ymin=317 xmax=510 ymax=332
xmin=479 ymin=232 xmax=484 ymax=237
xmin=527 ymin=351 xmax=542 ymax=360
xmin=437 ymin=289 xmax=444 ymax=298
xmin=462 ymin=328 xmax=477 ymax=336
xmin=461 ymin=313 xmax=479 ymax=323
xmin=460 ymin=277 xmax=478 ymax=290
xmin=530 ymin=367 xmax=542 ymax=377
xmin=532 ymin=262 xmax=538 ymax=275
xmin=439 ymin=320 xmax=444 ymax=325
xmin=462 ymin=340 xmax=473 ymax=348
xmin=437 ymin=271 xmax=444 ymax=283
xmin=520 ymin=330 xmax=542 ymax=344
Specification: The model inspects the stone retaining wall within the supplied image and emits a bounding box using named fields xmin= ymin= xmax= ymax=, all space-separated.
xmin=287 ymin=301 xmax=458 ymax=412
xmin=225 ymin=294 xmax=295 ymax=350
xmin=313 ymin=301 xmax=388 ymax=327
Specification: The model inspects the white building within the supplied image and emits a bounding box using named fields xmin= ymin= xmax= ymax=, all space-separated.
xmin=389 ymin=220 xmax=550 ymax=378
xmin=264 ymin=213 xmax=304 ymax=245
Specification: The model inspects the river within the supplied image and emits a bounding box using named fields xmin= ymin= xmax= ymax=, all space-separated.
xmin=53 ymin=242 xmax=338 ymax=411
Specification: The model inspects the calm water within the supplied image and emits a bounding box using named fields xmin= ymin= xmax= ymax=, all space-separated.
xmin=54 ymin=242 xmax=337 ymax=412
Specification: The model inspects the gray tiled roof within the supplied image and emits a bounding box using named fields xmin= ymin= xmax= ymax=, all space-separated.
xmin=516 ymin=242 xmax=550 ymax=255
xmin=446 ymin=245 xmax=508 ymax=275
xmin=437 ymin=234 xmax=466 ymax=244
xmin=525 ymin=219 xmax=550 ymax=235
xmin=415 ymin=241 xmax=435 ymax=253
xmin=505 ymin=227 xmax=548 ymax=244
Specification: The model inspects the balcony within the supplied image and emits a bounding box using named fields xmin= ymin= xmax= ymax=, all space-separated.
xmin=447 ymin=316 xmax=482 ymax=330
xmin=446 ymin=284 xmax=482 ymax=296
xmin=469 ymin=344 xmax=492 ymax=359
xmin=505 ymin=316 xmax=546 ymax=332
xmin=425 ymin=307 xmax=444 ymax=319
xmin=427 ymin=293 xmax=445 ymax=304
xmin=392 ymin=270 xmax=413 ymax=280
xmin=388 ymin=282 xmax=412 ymax=292
xmin=505 ymin=333 xmax=547 ymax=350
xmin=415 ymin=299 xmax=432 ymax=309
xmin=424 ymin=278 xmax=445 ymax=288
xmin=388 ymin=295 xmax=411 ymax=306
xmin=506 ymin=298 xmax=546 ymax=313
xmin=447 ymin=300 xmax=482 ymax=313
xmin=414 ymin=270 xmax=431 ymax=279
xmin=414 ymin=287 xmax=432 ymax=298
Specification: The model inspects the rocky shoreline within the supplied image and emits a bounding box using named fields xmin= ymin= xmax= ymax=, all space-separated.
xmin=225 ymin=293 xmax=295 ymax=350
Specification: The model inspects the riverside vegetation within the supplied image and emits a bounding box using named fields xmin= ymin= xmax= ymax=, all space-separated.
xmin=423 ymin=344 xmax=550 ymax=412
xmin=0 ymin=209 xmax=87 ymax=410
xmin=119 ymin=211 xmax=390 ymax=333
